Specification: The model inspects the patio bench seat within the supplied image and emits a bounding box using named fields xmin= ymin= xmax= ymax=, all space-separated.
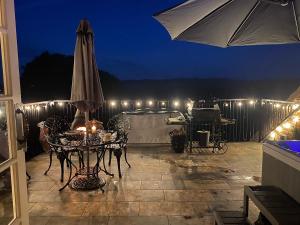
xmin=213 ymin=211 xmax=250 ymax=225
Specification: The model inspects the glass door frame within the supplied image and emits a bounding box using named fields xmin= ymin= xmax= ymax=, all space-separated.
xmin=0 ymin=0 xmax=29 ymax=225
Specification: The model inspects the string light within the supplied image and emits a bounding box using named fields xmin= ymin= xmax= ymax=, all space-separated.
xmin=36 ymin=106 xmax=41 ymax=111
xmin=276 ymin=126 xmax=283 ymax=132
xmin=283 ymin=122 xmax=291 ymax=129
xmin=122 ymin=101 xmax=128 ymax=107
xmin=270 ymin=132 xmax=276 ymax=139
xmin=148 ymin=100 xmax=153 ymax=106
xmin=136 ymin=101 xmax=141 ymax=107
xmin=58 ymin=102 xmax=64 ymax=107
xmin=237 ymin=102 xmax=242 ymax=107
xmin=293 ymin=116 xmax=299 ymax=123
xmin=173 ymin=101 xmax=180 ymax=107
xmin=161 ymin=101 xmax=166 ymax=106
xmin=249 ymin=100 xmax=255 ymax=105
xmin=110 ymin=101 xmax=116 ymax=107
xmin=224 ymin=103 xmax=229 ymax=107
xmin=275 ymin=103 xmax=281 ymax=108
xmin=292 ymin=104 xmax=299 ymax=110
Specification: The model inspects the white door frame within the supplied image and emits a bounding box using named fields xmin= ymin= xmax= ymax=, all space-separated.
xmin=0 ymin=0 xmax=29 ymax=225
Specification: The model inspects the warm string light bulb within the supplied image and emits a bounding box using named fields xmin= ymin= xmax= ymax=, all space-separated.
xmin=293 ymin=116 xmax=299 ymax=123
xmin=292 ymin=104 xmax=299 ymax=110
xmin=110 ymin=101 xmax=116 ymax=107
xmin=270 ymin=132 xmax=276 ymax=139
xmin=276 ymin=126 xmax=283 ymax=132
xmin=283 ymin=122 xmax=291 ymax=129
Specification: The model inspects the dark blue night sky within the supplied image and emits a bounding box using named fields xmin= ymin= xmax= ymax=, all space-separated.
xmin=15 ymin=0 xmax=300 ymax=80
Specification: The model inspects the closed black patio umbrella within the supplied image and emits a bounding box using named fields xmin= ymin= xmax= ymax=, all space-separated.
xmin=70 ymin=19 xmax=105 ymax=190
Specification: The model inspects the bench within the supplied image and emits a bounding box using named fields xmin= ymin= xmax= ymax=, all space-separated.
xmin=243 ymin=186 xmax=300 ymax=225
xmin=213 ymin=211 xmax=250 ymax=225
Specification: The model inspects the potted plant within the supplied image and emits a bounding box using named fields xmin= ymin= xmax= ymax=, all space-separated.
xmin=169 ymin=128 xmax=186 ymax=153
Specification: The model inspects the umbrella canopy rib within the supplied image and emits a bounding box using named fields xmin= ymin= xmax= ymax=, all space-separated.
xmin=175 ymin=0 xmax=234 ymax=41
xmin=227 ymin=1 xmax=261 ymax=46
xmin=291 ymin=1 xmax=300 ymax=40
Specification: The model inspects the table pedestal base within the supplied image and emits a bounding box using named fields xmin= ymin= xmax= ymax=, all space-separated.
xmin=70 ymin=176 xmax=105 ymax=191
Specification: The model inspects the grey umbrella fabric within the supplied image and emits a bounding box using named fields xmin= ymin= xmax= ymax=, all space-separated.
xmin=71 ymin=19 xmax=104 ymax=112
xmin=154 ymin=0 xmax=300 ymax=47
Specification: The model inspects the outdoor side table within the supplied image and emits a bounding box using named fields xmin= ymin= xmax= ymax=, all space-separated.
xmin=243 ymin=185 xmax=300 ymax=225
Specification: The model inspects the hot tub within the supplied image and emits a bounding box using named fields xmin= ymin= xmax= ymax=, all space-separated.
xmin=262 ymin=140 xmax=300 ymax=203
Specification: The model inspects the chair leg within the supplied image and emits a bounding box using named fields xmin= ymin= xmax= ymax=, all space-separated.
xmin=108 ymin=149 xmax=113 ymax=166
xmin=124 ymin=147 xmax=131 ymax=168
xmin=44 ymin=150 xmax=53 ymax=175
xmin=114 ymin=149 xmax=122 ymax=178
xmin=57 ymin=153 xmax=65 ymax=182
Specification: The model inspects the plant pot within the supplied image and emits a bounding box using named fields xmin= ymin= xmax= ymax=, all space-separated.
xmin=170 ymin=134 xmax=186 ymax=153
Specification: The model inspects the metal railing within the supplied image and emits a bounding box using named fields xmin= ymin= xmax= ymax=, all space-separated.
xmin=21 ymin=98 xmax=296 ymax=158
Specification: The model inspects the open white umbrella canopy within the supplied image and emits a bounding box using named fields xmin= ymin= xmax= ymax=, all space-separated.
xmin=154 ymin=0 xmax=300 ymax=47
xmin=71 ymin=19 xmax=104 ymax=112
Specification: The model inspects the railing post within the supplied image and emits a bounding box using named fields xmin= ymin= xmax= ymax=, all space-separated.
xmin=258 ymin=99 xmax=264 ymax=142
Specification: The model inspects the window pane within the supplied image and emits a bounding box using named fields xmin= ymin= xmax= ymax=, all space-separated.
xmin=0 ymin=102 xmax=8 ymax=164
xmin=0 ymin=167 xmax=14 ymax=225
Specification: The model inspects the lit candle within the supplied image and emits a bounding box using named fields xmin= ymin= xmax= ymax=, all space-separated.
xmin=91 ymin=125 xmax=96 ymax=133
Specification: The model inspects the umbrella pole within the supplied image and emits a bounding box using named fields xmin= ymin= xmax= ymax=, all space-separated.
xmin=85 ymin=112 xmax=90 ymax=178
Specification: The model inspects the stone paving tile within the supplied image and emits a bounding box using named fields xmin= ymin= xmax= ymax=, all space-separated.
xmin=29 ymin=202 xmax=87 ymax=216
xmin=164 ymin=190 xmax=214 ymax=202
xmin=108 ymin=216 xmax=169 ymax=225
xmin=22 ymin=142 xmax=263 ymax=223
xmin=168 ymin=215 xmax=214 ymax=225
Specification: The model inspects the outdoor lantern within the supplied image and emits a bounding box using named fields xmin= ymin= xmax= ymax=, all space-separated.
xmin=224 ymin=103 xmax=229 ymax=107
xmin=36 ymin=106 xmax=41 ymax=111
xmin=237 ymin=102 xmax=242 ymax=107
xmin=161 ymin=101 xmax=166 ymax=107
xmin=148 ymin=100 xmax=153 ymax=106
xmin=275 ymin=104 xmax=281 ymax=108
xmin=58 ymin=102 xmax=64 ymax=107
xmin=249 ymin=100 xmax=255 ymax=105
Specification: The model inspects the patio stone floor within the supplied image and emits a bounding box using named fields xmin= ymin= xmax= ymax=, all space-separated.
xmin=3 ymin=142 xmax=263 ymax=225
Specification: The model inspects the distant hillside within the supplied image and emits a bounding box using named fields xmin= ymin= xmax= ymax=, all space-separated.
xmin=20 ymin=52 xmax=300 ymax=102
xmin=119 ymin=78 xmax=300 ymax=100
